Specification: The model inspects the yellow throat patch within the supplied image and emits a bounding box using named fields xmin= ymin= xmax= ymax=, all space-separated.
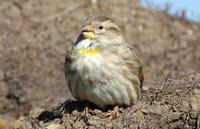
xmin=79 ymin=48 xmax=100 ymax=56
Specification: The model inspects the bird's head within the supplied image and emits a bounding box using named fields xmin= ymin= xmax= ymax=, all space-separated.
xmin=74 ymin=16 xmax=124 ymax=56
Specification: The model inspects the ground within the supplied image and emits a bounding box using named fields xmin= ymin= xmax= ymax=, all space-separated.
xmin=0 ymin=0 xmax=199 ymax=129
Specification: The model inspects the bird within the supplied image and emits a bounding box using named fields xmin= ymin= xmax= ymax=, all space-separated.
xmin=65 ymin=16 xmax=143 ymax=119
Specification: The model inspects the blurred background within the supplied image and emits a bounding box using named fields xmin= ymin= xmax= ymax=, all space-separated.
xmin=0 ymin=0 xmax=199 ymax=125
xmin=141 ymin=0 xmax=200 ymax=22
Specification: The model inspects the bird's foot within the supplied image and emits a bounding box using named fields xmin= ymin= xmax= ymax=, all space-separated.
xmin=85 ymin=106 xmax=95 ymax=115
xmin=105 ymin=106 xmax=120 ymax=120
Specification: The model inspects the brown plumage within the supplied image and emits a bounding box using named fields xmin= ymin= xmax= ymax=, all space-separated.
xmin=65 ymin=16 xmax=143 ymax=118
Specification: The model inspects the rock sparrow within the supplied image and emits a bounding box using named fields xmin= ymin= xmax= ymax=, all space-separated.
xmin=65 ymin=16 xmax=143 ymax=118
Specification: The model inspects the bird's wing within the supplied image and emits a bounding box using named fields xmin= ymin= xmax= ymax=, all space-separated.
xmin=64 ymin=46 xmax=73 ymax=92
xmin=137 ymin=64 xmax=144 ymax=88
xmin=126 ymin=43 xmax=144 ymax=88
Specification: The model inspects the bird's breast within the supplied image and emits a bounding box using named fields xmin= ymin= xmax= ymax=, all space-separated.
xmin=76 ymin=54 xmax=105 ymax=82
xmin=68 ymin=51 xmax=139 ymax=107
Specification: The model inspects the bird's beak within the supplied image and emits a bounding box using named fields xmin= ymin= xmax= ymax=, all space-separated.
xmin=81 ymin=25 xmax=96 ymax=39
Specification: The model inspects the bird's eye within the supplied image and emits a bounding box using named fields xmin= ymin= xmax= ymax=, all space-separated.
xmin=98 ymin=25 xmax=104 ymax=30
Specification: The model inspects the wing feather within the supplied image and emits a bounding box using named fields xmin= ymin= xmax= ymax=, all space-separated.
xmin=64 ymin=47 xmax=73 ymax=92
xmin=126 ymin=43 xmax=144 ymax=88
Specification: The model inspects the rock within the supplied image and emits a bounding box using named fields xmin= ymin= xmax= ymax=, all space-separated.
xmin=0 ymin=120 xmax=11 ymax=129
xmin=190 ymin=89 xmax=200 ymax=112
xmin=29 ymin=108 xmax=45 ymax=118
xmin=14 ymin=117 xmax=33 ymax=129
xmin=46 ymin=124 xmax=62 ymax=129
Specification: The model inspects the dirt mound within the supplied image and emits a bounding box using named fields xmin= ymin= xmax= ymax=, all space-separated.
xmin=0 ymin=0 xmax=200 ymax=128
xmin=15 ymin=78 xmax=200 ymax=129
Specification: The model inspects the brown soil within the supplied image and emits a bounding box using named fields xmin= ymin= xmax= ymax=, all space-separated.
xmin=15 ymin=78 xmax=200 ymax=129
xmin=0 ymin=0 xmax=199 ymax=128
